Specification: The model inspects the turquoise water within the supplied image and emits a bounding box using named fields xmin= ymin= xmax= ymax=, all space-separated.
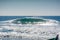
xmin=12 ymin=18 xmax=46 ymax=24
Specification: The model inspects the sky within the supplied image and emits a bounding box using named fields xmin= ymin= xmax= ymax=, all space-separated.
xmin=0 ymin=0 xmax=60 ymax=16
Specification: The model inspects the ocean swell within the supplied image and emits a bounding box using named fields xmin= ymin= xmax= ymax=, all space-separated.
xmin=0 ymin=17 xmax=60 ymax=40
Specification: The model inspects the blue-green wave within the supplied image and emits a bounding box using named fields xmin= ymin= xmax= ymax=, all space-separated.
xmin=12 ymin=18 xmax=46 ymax=24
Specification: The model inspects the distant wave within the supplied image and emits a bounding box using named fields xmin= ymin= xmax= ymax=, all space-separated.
xmin=10 ymin=17 xmax=59 ymax=25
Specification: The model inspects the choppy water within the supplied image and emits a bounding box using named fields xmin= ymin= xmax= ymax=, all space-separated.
xmin=0 ymin=16 xmax=60 ymax=40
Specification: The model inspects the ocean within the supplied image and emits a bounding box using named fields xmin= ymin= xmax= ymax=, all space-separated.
xmin=0 ymin=16 xmax=60 ymax=21
xmin=0 ymin=16 xmax=60 ymax=40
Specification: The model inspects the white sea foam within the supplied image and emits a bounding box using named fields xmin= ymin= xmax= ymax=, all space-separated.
xmin=0 ymin=17 xmax=60 ymax=40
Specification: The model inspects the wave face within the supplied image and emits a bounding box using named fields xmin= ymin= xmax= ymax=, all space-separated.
xmin=12 ymin=17 xmax=46 ymax=24
xmin=0 ymin=17 xmax=60 ymax=40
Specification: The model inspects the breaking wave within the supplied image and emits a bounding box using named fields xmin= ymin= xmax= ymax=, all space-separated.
xmin=0 ymin=17 xmax=60 ymax=40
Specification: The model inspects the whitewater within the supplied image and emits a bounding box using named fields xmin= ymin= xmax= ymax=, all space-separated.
xmin=0 ymin=17 xmax=60 ymax=40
